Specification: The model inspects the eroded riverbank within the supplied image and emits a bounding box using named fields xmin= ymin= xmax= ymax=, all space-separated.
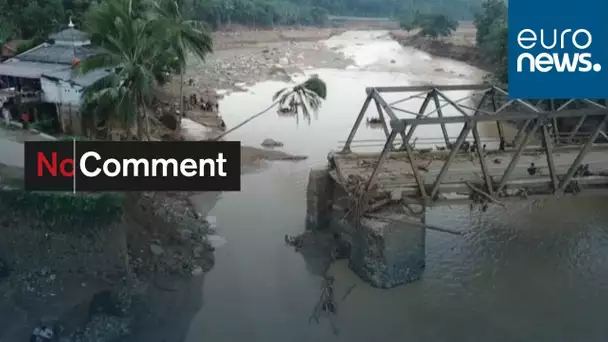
xmin=2 ymin=28 xmax=608 ymax=342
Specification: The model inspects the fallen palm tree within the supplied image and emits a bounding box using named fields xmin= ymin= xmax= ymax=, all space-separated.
xmin=212 ymin=75 xmax=327 ymax=141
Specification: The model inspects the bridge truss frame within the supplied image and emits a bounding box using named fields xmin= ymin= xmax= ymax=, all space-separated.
xmin=339 ymin=84 xmax=608 ymax=206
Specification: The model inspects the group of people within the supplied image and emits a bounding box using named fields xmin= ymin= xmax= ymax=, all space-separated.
xmin=0 ymin=99 xmax=31 ymax=128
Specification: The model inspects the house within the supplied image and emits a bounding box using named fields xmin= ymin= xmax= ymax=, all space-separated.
xmin=0 ymin=20 xmax=110 ymax=134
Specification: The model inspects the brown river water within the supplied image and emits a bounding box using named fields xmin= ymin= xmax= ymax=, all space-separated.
xmin=185 ymin=31 xmax=608 ymax=342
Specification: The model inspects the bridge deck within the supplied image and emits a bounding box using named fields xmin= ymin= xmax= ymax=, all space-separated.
xmin=330 ymin=146 xmax=608 ymax=204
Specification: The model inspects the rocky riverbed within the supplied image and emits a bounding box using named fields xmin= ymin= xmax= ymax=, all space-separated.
xmin=165 ymin=28 xmax=354 ymax=96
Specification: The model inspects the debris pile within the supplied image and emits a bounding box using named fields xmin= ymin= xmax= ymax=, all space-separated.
xmin=284 ymin=234 xmax=304 ymax=251
xmin=30 ymin=325 xmax=54 ymax=342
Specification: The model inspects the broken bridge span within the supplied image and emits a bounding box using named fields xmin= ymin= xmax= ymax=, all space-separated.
xmin=305 ymin=84 xmax=608 ymax=289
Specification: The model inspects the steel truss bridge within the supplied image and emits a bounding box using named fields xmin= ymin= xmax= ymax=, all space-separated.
xmin=330 ymin=84 xmax=608 ymax=206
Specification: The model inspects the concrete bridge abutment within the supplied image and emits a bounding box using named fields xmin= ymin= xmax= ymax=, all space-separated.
xmin=305 ymin=168 xmax=426 ymax=289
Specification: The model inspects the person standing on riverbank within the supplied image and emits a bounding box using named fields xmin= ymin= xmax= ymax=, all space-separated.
xmin=21 ymin=111 xmax=31 ymax=129
xmin=0 ymin=100 xmax=9 ymax=126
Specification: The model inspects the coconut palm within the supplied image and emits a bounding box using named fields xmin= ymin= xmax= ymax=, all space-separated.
xmin=272 ymin=74 xmax=327 ymax=123
xmin=76 ymin=0 xmax=174 ymax=139
xmin=152 ymin=0 xmax=213 ymax=125
xmin=213 ymin=75 xmax=327 ymax=140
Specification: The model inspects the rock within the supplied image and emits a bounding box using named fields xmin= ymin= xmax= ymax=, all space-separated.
xmin=150 ymin=244 xmax=164 ymax=256
xmin=191 ymin=266 xmax=204 ymax=277
xmin=261 ymin=138 xmax=284 ymax=148
xmin=276 ymin=155 xmax=308 ymax=161
xmin=390 ymin=59 xmax=396 ymax=63
xmin=160 ymin=113 xmax=178 ymax=131
xmin=178 ymin=229 xmax=193 ymax=240
xmin=193 ymin=246 xmax=204 ymax=257
xmin=0 ymin=257 xmax=11 ymax=280
xmin=75 ymin=315 xmax=130 ymax=341
xmin=180 ymin=118 xmax=216 ymax=141
xmin=88 ymin=291 xmax=123 ymax=317
xmin=30 ymin=325 xmax=54 ymax=341
xmin=390 ymin=190 xmax=402 ymax=201
xmin=269 ymin=65 xmax=288 ymax=76
xmin=206 ymin=235 xmax=227 ymax=249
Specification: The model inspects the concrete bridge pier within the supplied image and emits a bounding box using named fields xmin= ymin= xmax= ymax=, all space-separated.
xmin=305 ymin=168 xmax=335 ymax=231
xmin=306 ymin=168 xmax=426 ymax=288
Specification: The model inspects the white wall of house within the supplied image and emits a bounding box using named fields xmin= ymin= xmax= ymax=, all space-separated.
xmin=40 ymin=77 xmax=84 ymax=135
xmin=40 ymin=78 xmax=83 ymax=105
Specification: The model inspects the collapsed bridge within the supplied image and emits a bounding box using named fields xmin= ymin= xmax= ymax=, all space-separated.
xmin=306 ymin=84 xmax=608 ymax=288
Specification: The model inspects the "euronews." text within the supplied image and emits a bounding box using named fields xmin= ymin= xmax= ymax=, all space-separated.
xmin=516 ymin=28 xmax=602 ymax=73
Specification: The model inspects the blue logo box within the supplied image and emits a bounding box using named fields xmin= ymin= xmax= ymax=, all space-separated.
xmin=508 ymin=0 xmax=608 ymax=99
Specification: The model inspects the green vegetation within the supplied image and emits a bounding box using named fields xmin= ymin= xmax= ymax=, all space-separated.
xmin=214 ymin=75 xmax=327 ymax=140
xmin=474 ymin=0 xmax=508 ymax=83
xmin=400 ymin=12 xmax=459 ymax=38
xmin=397 ymin=0 xmax=483 ymax=21
xmin=0 ymin=190 xmax=123 ymax=230
xmin=0 ymin=0 xmax=487 ymax=47
xmin=75 ymin=0 xmax=327 ymax=140
xmin=273 ymin=74 xmax=327 ymax=118
xmin=77 ymin=0 xmax=213 ymax=140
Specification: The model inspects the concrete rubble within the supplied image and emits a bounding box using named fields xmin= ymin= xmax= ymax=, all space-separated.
xmin=306 ymin=168 xmax=426 ymax=289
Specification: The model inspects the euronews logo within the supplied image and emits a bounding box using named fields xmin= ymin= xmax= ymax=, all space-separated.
xmin=516 ymin=29 xmax=602 ymax=73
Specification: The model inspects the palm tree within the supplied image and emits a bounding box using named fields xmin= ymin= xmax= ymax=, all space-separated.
xmin=272 ymin=74 xmax=326 ymax=122
xmin=76 ymin=0 xmax=173 ymax=139
xmin=152 ymin=0 xmax=213 ymax=126
xmin=213 ymin=75 xmax=327 ymax=140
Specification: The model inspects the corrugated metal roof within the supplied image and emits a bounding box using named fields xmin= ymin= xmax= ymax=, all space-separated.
xmin=0 ymin=61 xmax=65 ymax=78
xmin=49 ymin=28 xmax=89 ymax=42
xmin=16 ymin=44 xmax=99 ymax=65
xmin=42 ymin=67 xmax=110 ymax=87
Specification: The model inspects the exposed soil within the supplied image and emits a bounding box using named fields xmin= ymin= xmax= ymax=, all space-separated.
xmin=388 ymin=22 xmax=489 ymax=71
xmin=4 ymin=22 xmax=469 ymax=341
xmin=1 ymin=27 xmax=348 ymax=342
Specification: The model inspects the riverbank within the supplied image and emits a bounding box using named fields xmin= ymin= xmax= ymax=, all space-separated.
xmin=164 ymin=27 xmax=352 ymax=96
xmin=388 ymin=23 xmax=490 ymax=71
xmin=1 ymin=25 xmax=485 ymax=341
xmin=0 ymin=183 xmax=215 ymax=341
xmin=0 ymin=117 xmax=309 ymax=340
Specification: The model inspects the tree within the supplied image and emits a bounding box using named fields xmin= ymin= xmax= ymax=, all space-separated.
xmin=273 ymin=74 xmax=326 ymax=122
xmin=399 ymin=17 xmax=416 ymax=32
xmin=214 ymin=75 xmax=327 ymax=139
xmin=152 ymin=0 xmax=213 ymax=126
xmin=77 ymin=0 xmax=167 ymax=140
xmin=414 ymin=13 xmax=458 ymax=39
xmin=474 ymin=0 xmax=508 ymax=83
xmin=474 ymin=0 xmax=507 ymax=53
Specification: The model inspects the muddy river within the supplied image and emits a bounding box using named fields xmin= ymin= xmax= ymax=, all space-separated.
xmin=185 ymin=31 xmax=608 ymax=342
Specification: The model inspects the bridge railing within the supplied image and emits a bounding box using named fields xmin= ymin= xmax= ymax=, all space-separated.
xmin=338 ymin=84 xmax=608 ymax=204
